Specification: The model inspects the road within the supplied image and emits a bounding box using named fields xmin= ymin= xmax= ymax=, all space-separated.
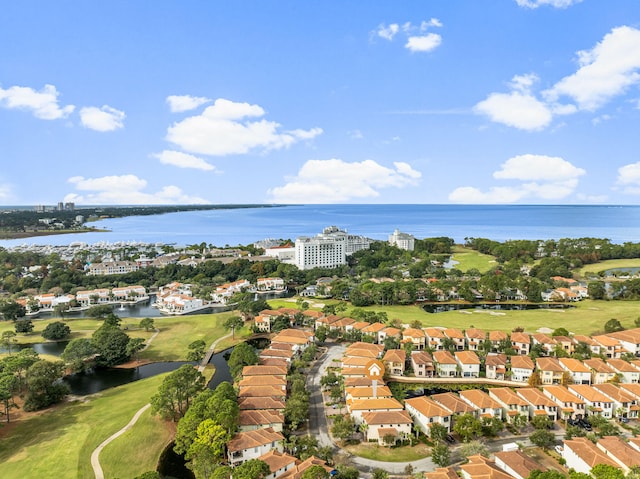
xmin=306 ymin=342 xmax=437 ymax=476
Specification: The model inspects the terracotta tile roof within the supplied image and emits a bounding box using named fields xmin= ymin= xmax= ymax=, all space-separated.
xmin=344 ymin=348 xmax=380 ymax=359
xmin=516 ymin=388 xmax=558 ymax=407
xmin=258 ymin=450 xmax=298 ymax=473
xmin=510 ymin=332 xmax=531 ymax=344
xmin=342 ymin=356 xmax=372 ymax=367
xmin=559 ymin=358 xmax=591 ymax=373
xmin=444 ymin=328 xmax=465 ymax=339
xmin=425 ymin=467 xmax=459 ymax=479
xmin=485 ymin=354 xmax=507 ymax=367
xmin=361 ymin=410 xmax=412 ymax=425
xmin=383 ymin=349 xmax=406 ymax=363
xmin=536 ymin=357 xmax=564 ymax=372
xmin=568 ymin=384 xmax=612 ymax=403
xmin=608 ymin=359 xmax=640 ymax=373
xmin=345 ymin=386 xmax=393 ymax=399
xmin=466 ymin=328 xmax=486 ymax=340
xmin=584 ymin=358 xmax=616 ymax=373
xmin=494 ymin=450 xmax=546 ymax=478
xmin=403 ymin=327 xmax=426 ymax=338
xmin=490 ymin=388 xmax=529 ymax=406
xmin=239 ymin=409 xmax=284 ymax=427
xmin=543 ymin=385 xmax=584 ymax=404
xmin=259 ymin=358 xmax=289 ymax=367
xmin=459 ymin=455 xmax=515 ymax=479
xmin=362 ymin=322 xmax=386 ymax=333
xmin=431 ymin=392 xmax=476 ymax=414
xmin=405 ymin=396 xmax=452 ymax=418
xmin=564 ymin=437 xmax=619 ymax=469
xmin=459 ymin=389 xmax=502 ymax=409
xmin=238 ymin=385 xmax=287 ymax=398
xmin=433 ymin=350 xmax=457 ymax=365
xmin=242 ymin=365 xmax=287 ymax=377
xmin=227 ymin=427 xmax=284 ymax=453
xmin=455 ymin=350 xmax=481 ymax=365
xmin=238 ymin=397 xmax=286 ymax=410
xmin=510 ymin=355 xmax=534 ymax=370
xmin=344 ymin=377 xmax=385 ymax=388
xmin=411 ymin=351 xmax=434 ymax=365
xmin=597 ymin=436 xmax=640 ymax=468
xmin=345 ymin=342 xmax=385 ymax=354
xmin=489 ymin=330 xmax=508 ymax=341
xmin=424 ymin=327 xmax=446 ymax=339
xmin=348 ymin=398 xmax=403 ymax=411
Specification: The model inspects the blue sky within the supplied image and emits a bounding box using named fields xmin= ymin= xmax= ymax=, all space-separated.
xmin=1 ymin=0 xmax=640 ymax=205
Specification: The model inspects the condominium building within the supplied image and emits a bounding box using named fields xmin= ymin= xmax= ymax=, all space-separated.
xmin=388 ymin=229 xmax=415 ymax=251
xmin=294 ymin=226 xmax=370 ymax=270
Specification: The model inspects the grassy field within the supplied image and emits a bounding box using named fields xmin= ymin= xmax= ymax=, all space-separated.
xmin=576 ymin=258 xmax=640 ymax=278
xmin=344 ymin=442 xmax=430 ymax=462
xmin=450 ymin=245 xmax=497 ymax=273
xmin=0 ymin=311 xmax=249 ymax=360
xmin=0 ymin=374 xmax=171 ymax=479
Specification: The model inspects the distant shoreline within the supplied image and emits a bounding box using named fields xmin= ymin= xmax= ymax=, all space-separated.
xmin=0 ymin=227 xmax=109 ymax=240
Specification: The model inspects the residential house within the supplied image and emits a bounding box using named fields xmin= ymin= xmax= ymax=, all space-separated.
xmin=607 ymin=359 xmax=640 ymax=384
xmin=516 ymin=387 xmax=559 ymax=421
xmin=361 ymin=410 xmax=413 ymax=445
xmin=277 ymin=456 xmax=333 ymax=479
xmin=543 ymin=385 xmax=586 ymax=420
xmin=573 ymin=335 xmax=603 ymax=357
xmin=443 ymin=328 xmax=466 ymax=351
xmin=488 ymin=330 xmax=509 ymax=352
xmin=465 ymin=328 xmax=486 ymax=352
xmin=584 ymin=358 xmax=617 ymax=384
xmin=601 ymin=328 xmax=640 ymax=357
xmin=559 ymin=358 xmax=592 ymax=385
xmin=402 ymin=327 xmax=426 ymax=350
xmin=592 ymin=383 xmax=639 ymax=419
xmin=345 ymin=386 xmax=393 ymax=402
xmin=562 ymin=437 xmax=619 ymax=474
xmin=431 ymin=392 xmax=476 ymax=420
xmin=238 ymin=410 xmax=285 ymax=433
xmin=568 ymin=384 xmax=614 ymax=418
xmin=347 ymin=398 xmax=404 ymax=424
xmin=361 ymin=322 xmax=386 ymax=343
xmin=460 ymin=455 xmax=516 ymax=479
xmin=536 ymin=357 xmax=565 ymax=385
xmin=553 ymin=336 xmax=576 ymax=355
xmin=489 ymin=388 xmax=530 ymax=422
xmin=378 ymin=326 xmax=402 ymax=345
xmin=596 ymin=436 xmax=640 ymax=473
xmin=494 ymin=450 xmax=547 ymax=479
xmin=592 ymin=335 xmax=622 ymax=359
xmin=256 ymin=277 xmax=285 ymax=292
xmin=459 ymin=389 xmax=503 ymax=418
xmin=509 ymin=356 xmax=535 ymax=384
xmin=425 ymin=468 xmax=459 ymax=479
xmin=242 ymin=365 xmax=288 ymax=378
xmin=411 ymin=351 xmax=435 ymax=378
xmin=212 ymin=279 xmax=252 ymax=304
xmin=531 ymin=333 xmax=556 ymax=355
xmin=485 ymin=353 xmax=507 ymax=380
xmin=383 ymin=349 xmax=406 ymax=376
xmin=404 ymin=396 xmax=452 ymax=436
xmin=258 ymin=450 xmax=298 ymax=479
xmin=238 ymin=397 xmax=286 ymax=412
xmin=424 ymin=328 xmax=446 ymax=351
xmin=510 ymin=332 xmax=531 ymax=356
xmin=433 ymin=351 xmax=458 ymax=378
xmin=455 ymin=350 xmax=481 ymax=378
xmin=227 ymin=427 xmax=284 ymax=465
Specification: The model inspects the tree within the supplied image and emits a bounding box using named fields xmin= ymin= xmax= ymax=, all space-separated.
xmin=139 ymin=317 xmax=155 ymax=331
xmin=453 ymin=413 xmax=483 ymax=442
xmin=134 ymin=472 xmax=162 ymax=479
xmin=285 ymin=393 xmax=310 ymax=430
xmin=151 ymin=365 xmax=206 ymax=421
xmin=15 ymin=319 xmax=34 ymax=334
xmin=227 ymin=342 xmax=258 ymax=379
xmin=91 ymin=323 xmax=131 ymax=367
xmin=588 ymin=282 xmax=607 ymax=300
xmin=529 ymin=471 xmax=567 ymax=479
xmin=0 ymin=372 xmax=18 ymax=422
xmin=371 ymin=469 xmax=389 ymax=479
xmin=185 ymin=419 xmax=229 ymax=478
xmin=431 ymin=442 xmax=451 ymax=467
xmin=0 ymin=300 xmax=26 ymax=320
xmin=233 ymin=459 xmax=271 ymax=479
xmin=23 ymin=360 xmax=69 ymax=411
xmin=482 ymin=416 xmax=504 ymax=437
xmin=301 ymin=465 xmax=330 ymax=479
xmin=334 ymin=466 xmax=359 ymax=479
xmin=531 ymin=415 xmax=552 ymax=430
xmin=61 ymin=338 xmax=97 ymax=373
xmin=1 ymin=331 xmax=17 ymax=354
xmin=315 ymin=325 xmax=328 ymax=343
xmin=459 ymin=439 xmax=489 ymax=459
xmin=187 ymin=340 xmax=207 ymax=362
xmin=126 ymin=337 xmax=146 ymax=362
xmin=528 ymin=371 xmax=542 ymax=387
xmin=331 ymin=414 xmax=355 ymax=444
xmin=530 ymin=429 xmax=555 ymax=449
xmin=552 ymin=328 xmax=570 ymax=337
xmin=53 ymin=302 xmax=70 ymax=319
xmin=429 ymin=422 xmax=448 ymax=443
xmin=42 ymin=321 xmax=71 ymax=340
xmin=604 ymin=319 xmax=624 ymax=333
xmin=223 ymin=315 xmax=244 ymax=339
xmin=590 ymin=464 xmax=625 ymax=479
xmin=87 ymin=304 xmax=114 ymax=319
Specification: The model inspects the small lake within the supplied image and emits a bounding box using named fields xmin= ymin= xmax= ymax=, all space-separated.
xmin=422 ymin=303 xmax=575 ymax=313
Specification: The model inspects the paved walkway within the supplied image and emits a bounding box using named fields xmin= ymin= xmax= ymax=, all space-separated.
xmin=90 ymin=404 xmax=151 ymax=479
xmin=91 ymin=330 xmax=232 ymax=478
xmin=199 ymin=331 xmax=233 ymax=372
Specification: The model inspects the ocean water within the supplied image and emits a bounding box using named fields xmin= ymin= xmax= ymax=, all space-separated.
xmin=1 ymin=204 xmax=640 ymax=248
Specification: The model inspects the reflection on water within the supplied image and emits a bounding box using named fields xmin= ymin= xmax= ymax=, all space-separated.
xmin=423 ymin=303 xmax=575 ymax=313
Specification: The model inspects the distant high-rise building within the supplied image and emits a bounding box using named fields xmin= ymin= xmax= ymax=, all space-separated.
xmin=295 ymin=226 xmax=370 ymax=270
xmin=34 ymin=205 xmax=45 ymax=213
xmin=64 ymin=202 xmax=75 ymax=211
xmin=57 ymin=202 xmax=64 ymax=211
xmin=389 ymin=229 xmax=415 ymax=251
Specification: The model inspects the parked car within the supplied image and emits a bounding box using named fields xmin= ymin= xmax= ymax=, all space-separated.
xmin=619 ymin=416 xmax=630 ymax=423
xmin=445 ymin=434 xmax=456 ymax=444
xmin=555 ymin=445 xmax=564 ymax=454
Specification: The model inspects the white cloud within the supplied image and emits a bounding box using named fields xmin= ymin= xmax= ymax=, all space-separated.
xmin=166 ymin=98 xmax=322 ymax=156
xmin=421 ymin=18 xmax=442 ymax=30
xmin=376 ymin=23 xmax=399 ymax=41
xmin=616 ymin=162 xmax=640 ymax=195
xmin=79 ymin=105 xmax=125 ymax=132
xmin=152 ymin=150 xmax=216 ymax=171
xmin=474 ymin=90 xmax=552 ymax=130
xmin=576 ymin=193 xmax=608 ymax=203
xmin=405 ymin=34 xmax=442 ymax=53
xmin=544 ymin=26 xmax=640 ymax=111
xmin=166 ymin=95 xmax=211 ymax=113
xmin=493 ymin=154 xmax=585 ymax=181
xmin=65 ymin=175 xmax=208 ymax=204
xmin=450 ymin=154 xmax=584 ymax=203
xmin=0 ymin=84 xmax=74 ymax=120
xmin=515 ymin=0 xmax=582 ymax=8
xmin=448 ymin=186 xmax=528 ymax=204
xmin=267 ymin=159 xmax=421 ymax=203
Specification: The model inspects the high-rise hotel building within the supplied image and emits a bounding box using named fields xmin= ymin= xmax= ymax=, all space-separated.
xmin=295 ymin=226 xmax=370 ymax=270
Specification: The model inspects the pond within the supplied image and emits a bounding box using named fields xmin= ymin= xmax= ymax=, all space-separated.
xmin=422 ymin=302 xmax=575 ymax=313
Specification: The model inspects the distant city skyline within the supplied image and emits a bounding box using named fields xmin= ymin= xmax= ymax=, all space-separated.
xmin=1 ymin=1 xmax=639 ymax=205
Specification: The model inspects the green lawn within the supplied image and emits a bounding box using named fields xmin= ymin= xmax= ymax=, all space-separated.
xmin=576 ymin=258 xmax=640 ymax=278
xmin=0 ymin=374 xmax=172 ymax=479
xmin=344 ymin=442 xmax=430 ymax=462
xmin=450 ymin=245 xmax=497 ymax=273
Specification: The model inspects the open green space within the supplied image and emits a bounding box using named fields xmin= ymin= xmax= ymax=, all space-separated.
xmin=273 ymin=297 xmax=640 ymax=336
xmin=0 ymin=311 xmax=248 ymax=360
xmin=0 ymin=374 xmax=171 ymax=479
xmin=344 ymin=442 xmax=430 ymax=462
xmin=450 ymin=245 xmax=497 ymax=273
xmin=576 ymin=258 xmax=640 ymax=278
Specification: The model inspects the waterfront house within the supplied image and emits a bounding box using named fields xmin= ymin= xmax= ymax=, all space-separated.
xmin=443 ymin=328 xmax=466 ymax=351
xmin=465 ymin=328 xmax=486 ymax=352
xmin=424 ymin=327 xmax=446 ymax=350
xmin=402 ymin=327 xmax=426 ymax=350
